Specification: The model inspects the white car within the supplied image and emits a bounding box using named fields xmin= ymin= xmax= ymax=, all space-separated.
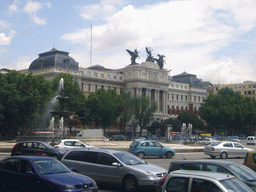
xmin=204 ymin=141 xmax=254 ymax=159
xmin=199 ymin=138 xmax=218 ymax=145
xmin=54 ymin=139 xmax=93 ymax=152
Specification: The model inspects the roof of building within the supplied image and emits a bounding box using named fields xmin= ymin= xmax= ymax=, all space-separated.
xmin=172 ymin=71 xmax=205 ymax=89
xmin=29 ymin=48 xmax=79 ymax=71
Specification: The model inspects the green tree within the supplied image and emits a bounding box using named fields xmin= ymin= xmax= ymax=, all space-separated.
xmin=85 ymin=88 xmax=122 ymax=135
xmin=177 ymin=111 xmax=205 ymax=134
xmin=0 ymin=71 xmax=53 ymax=137
xmin=200 ymin=87 xmax=256 ymax=135
xmin=131 ymin=96 xmax=157 ymax=137
xmin=119 ymin=92 xmax=133 ymax=135
xmin=147 ymin=118 xmax=182 ymax=136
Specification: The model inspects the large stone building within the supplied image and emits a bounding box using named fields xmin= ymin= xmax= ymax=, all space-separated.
xmin=20 ymin=48 xmax=208 ymax=133
xmin=206 ymin=81 xmax=256 ymax=99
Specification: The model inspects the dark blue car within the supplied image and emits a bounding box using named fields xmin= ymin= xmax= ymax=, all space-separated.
xmin=0 ymin=156 xmax=98 ymax=192
xmin=11 ymin=141 xmax=65 ymax=160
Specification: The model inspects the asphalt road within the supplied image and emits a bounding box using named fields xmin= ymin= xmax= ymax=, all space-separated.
xmin=0 ymin=140 xmax=254 ymax=192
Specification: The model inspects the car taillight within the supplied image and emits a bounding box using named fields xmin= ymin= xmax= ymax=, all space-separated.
xmin=243 ymin=161 xmax=247 ymax=165
xmin=211 ymin=147 xmax=215 ymax=151
xmin=55 ymin=146 xmax=59 ymax=148
xmin=160 ymin=174 xmax=168 ymax=182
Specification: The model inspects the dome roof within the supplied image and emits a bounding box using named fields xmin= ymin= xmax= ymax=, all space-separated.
xmin=29 ymin=48 xmax=79 ymax=71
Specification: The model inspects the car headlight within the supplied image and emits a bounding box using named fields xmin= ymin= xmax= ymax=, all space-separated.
xmin=61 ymin=185 xmax=76 ymax=189
xmin=146 ymin=172 xmax=158 ymax=178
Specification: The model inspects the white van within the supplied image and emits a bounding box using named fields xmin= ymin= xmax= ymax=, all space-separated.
xmin=247 ymin=136 xmax=256 ymax=145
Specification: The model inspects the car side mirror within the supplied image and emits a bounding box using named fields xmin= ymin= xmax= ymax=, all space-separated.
xmin=112 ymin=162 xmax=121 ymax=167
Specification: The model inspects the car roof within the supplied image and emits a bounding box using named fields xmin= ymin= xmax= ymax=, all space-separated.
xmin=17 ymin=141 xmax=47 ymax=144
xmin=2 ymin=156 xmax=54 ymax=161
xmin=60 ymin=139 xmax=81 ymax=141
xmin=170 ymin=170 xmax=235 ymax=180
xmin=66 ymin=147 xmax=126 ymax=154
xmin=171 ymin=160 xmax=236 ymax=166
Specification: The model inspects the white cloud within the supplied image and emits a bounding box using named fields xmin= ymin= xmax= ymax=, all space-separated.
xmin=8 ymin=1 xmax=20 ymax=13
xmin=22 ymin=1 xmax=50 ymax=25
xmin=14 ymin=55 xmax=34 ymax=70
xmin=0 ymin=20 xmax=10 ymax=29
xmin=0 ymin=30 xmax=16 ymax=46
xmin=77 ymin=0 xmax=125 ymax=20
xmin=62 ymin=0 xmax=256 ymax=84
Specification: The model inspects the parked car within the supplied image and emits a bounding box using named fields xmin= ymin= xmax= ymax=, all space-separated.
xmin=161 ymin=170 xmax=253 ymax=192
xmin=244 ymin=151 xmax=256 ymax=172
xmin=231 ymin=138 xmax=240 ymax=143
xmin=128 ymin=140 xmax=175 ymax=159
xmin=247 ymin=136 xmax=256 ymax=145
xmin=198 ymin=138 xmax=218 ymax=145
xmin=11 ymin=141 xmax=65 ymax=160
xmin=111 ymin=135 xmax=125 ymax=141
xmin=0 ymin=156 xmax=98 ymax=192
xmin=61 ymin=148 xmax=167 ymax=192
xmin=158 ymin=160 xmax=256 ymax=191
xmin=131 ymin=137 xmax=146 ymax=141
xmin=54 ymin=139 xmax=93 ymax=152
xmin=204 ymin=141 xmax=254 ymax=159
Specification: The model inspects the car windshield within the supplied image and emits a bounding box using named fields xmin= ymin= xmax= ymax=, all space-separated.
xmin=227 ymin=163 xmax=256 ymax=181
xmin=130 ymin=141 xmax=140 ymax=148
xmin=33 ymin=159 xmax=71 ymax=174
xmin=220 ymin=178 xmax=253 ymax=192
xmin=113 ymin=152 xmax=145 ymax=165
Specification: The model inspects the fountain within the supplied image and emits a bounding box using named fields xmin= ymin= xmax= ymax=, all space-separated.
xmin=50 ymin=78 xmax=75 ymax=139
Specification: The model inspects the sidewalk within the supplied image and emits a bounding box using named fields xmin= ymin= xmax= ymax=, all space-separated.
xmin=0 ymin=140 xmax=205 ymax=153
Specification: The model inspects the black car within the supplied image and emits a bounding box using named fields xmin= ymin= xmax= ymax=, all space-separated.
xmin=11 ymin=141 xmax=65 ymax=160
xmin=158 ymin=160 xmax=256 ymax=192
xmin=0 ymin=156 xmax=98 ymax=192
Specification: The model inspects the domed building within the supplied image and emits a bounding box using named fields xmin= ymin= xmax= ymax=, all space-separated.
xmin=29 ymin=48 xmax=79 ymax=71
xmin=20 ymin=48 xmax=208 ymax=135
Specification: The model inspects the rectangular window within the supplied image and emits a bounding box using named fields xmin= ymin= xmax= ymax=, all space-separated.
xmin=94 ymin=73 xmax=98 ymax=77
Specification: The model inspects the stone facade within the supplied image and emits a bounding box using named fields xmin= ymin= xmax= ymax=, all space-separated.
xmin=19 ymin=48 xmax=208 ymax=133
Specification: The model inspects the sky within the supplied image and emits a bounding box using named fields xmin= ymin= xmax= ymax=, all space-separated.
xmin=1 ymin=0 xmax=256 ymax=84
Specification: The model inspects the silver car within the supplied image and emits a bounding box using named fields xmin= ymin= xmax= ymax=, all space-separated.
xmin=204 ymin=141 xmax=254 ymax=159
xmin=61 ymin=148 xmax=167 ymax=192
xmin=162 ymin=170 xmax=253 ymax=192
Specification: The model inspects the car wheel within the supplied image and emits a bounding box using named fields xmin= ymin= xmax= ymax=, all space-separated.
xmin=122 ymin=176 xmax=138 ymax=192
xmin=220 ymin=152 xmax=228 ymax=159
xmin=166 ymin=152 xmax=173 ymax=158
xmin=137 ymin=152 xmax=145 ymax=159
xmin=210 ymin=155 xmax=216 ymax=159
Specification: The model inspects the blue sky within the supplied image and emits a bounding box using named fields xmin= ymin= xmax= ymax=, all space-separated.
xmin=1 ymin=0 xmax=256 ymax=84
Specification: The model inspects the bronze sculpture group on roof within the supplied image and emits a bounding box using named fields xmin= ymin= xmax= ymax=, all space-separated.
xmin=126 ymin=47 xmax=165 ymax=69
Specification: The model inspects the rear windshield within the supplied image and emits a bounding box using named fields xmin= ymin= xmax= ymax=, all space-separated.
xmin=210 ymin=142 xmax=222 ymax=146
xmin=130 ymin=141 xmax=140 ymax=147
